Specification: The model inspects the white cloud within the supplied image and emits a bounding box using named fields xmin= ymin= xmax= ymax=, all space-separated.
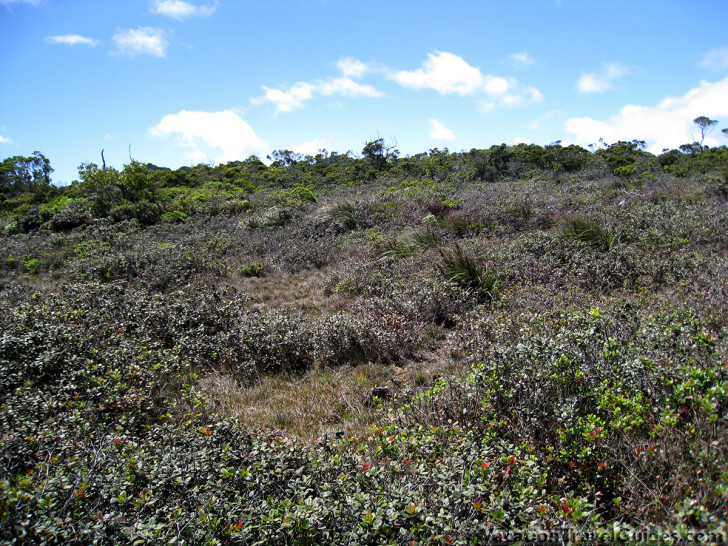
xmin=258 ymin=51 xmax=541 ymax=115
xmin=112 ymin=27 xmax=168 ymax=58
xmin=478 ymin=82 xmax=544 ymax=112
xmin=700 ymin=47 xmax=728 ymax=71
xmin=394 ymin=51 xmax=544 ymax=110
xmin=336 ymin=57 xmax=376 ymax=78
xmin=394 ymin=51 xmax=483 ymax=95
xmin=151 ymin=0 xmax=217 ymax=20
xmin=259 ymin=82 xmax=316 ymax=113
xmin=319 ymin=77 xmax=382 ymax=98
xmin=429 ymin=119 xmax=456 ymax=141
xmin=257 ymin=61 xmax=384 ymax=114
xmin=46 ymin=34 xmax=98 ymax=46
xmin=514 ymin=137 xmax=531 ymax=144
xmin=565 ymin=77 xmax=728 ymax=152
xmin=0 ymin=135 xmax=14 ymax=144
xmin=291 ymin=138 xmax=331 ymax=157
xmin=509 ymin=51 xmax=534 ymax=67
xmin=151 ymin=110 xmax=268 ymax=164
xmin=188 ymin=150 xmax=209 ymax=164
xmin=577 ymin=62 xmax=629 ymax=94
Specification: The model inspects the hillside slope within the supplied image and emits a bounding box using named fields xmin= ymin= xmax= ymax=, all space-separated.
xmin=1 ymin=143 xmax=727 ymax=543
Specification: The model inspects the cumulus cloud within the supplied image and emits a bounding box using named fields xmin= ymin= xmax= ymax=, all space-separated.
xmin=509 ymin=51 xmax=535 ymax=67
xmin=394 ymin=51 xmax=483 ymax=95
xmin=151 ymin=0 xmax=217 ymax=20
xmin=0 ymin=135 xmax=14 ymax=144
xmin=257 ymin=51 xmax=541 ymax=115
xmin=188 ymin=150 xmax=210 ymax=164
xmin=151 ymin=110 xmax=268 ymax=164
xmin=478 ymin=81 xmax=544 ymax=112
xmin=259 ymin=82 xmax=315 ymax=113
xmin=394 ymin=51 xmax=544 ymax=110
xmin=291 ymin=138 xmax=331 ymax=157
xmin=429 ymin=119 xmax=456 ymax=141
xmin=577 ymin=62 xmax=629 ymax=94
xmin=565 ymin=77 xmax=728 ymax=152
xmin=700 ymin=47 xmax=728 ymax=71
xmin=113 ymin=27 xmax=168 ymax=58
xmin=256 ymin=60 xmax=384 ymax=114
xmin=46 ymin=34 xmax=98 ymax=46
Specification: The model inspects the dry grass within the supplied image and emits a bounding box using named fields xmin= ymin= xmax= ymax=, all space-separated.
xmin=199 ymin=364 xmax=393 ymax=440
xmin=198 ymin=320 xmax=469 ymax=441
xmin=224 ymin=267 xmax=354 ymax=315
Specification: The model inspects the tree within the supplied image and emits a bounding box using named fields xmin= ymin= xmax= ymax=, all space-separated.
xmin=693 ymin=116 xmax=718 ymax=148
xmin=722 ymin=128 xmax=728 ymax=141
xmin=119 ymin=161 xmax=154 ymax=202
xmin=267 ymin=150 xmax=304 ymax=168
xmin=0 ymin=151 xmax=53 ymax=198
xmin=362 ymin=138 xmax=398 ymax=173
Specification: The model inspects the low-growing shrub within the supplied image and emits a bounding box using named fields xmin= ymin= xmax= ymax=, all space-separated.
xmin=22 ymin=254 xmax=39 ymax=275
xmin=239 ymin=261 xmax=265 ymax=277
xmin=161 ymin=209 xmax=187 ymax=223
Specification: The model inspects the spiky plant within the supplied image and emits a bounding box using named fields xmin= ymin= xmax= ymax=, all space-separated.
xmin=561 ymin=215 xmax=615 ymax=251
xmin=438 ymin=244 xmax=498 ymax=301
xmin=378 ymin=236 xmax=417 ymax=258
xmin=413 ymin=226 xmax=442 ymax=249
xmin=327 ymin=201 xmax=359 ymax=231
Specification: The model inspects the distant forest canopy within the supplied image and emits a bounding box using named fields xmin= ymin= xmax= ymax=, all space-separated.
xmin=1 ymin=118 xmax=727 ymax=234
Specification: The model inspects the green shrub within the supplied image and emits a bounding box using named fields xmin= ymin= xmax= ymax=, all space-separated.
xmin=110 ymin=202 xmax=162 ymax=225
xmin=613 ymin=164 xmax=637 ymax=178
xmin=239 ymin=261 xmax=264 ymax=277
xmin=248 ymin=206 xmax=292 ymax=228
xmin=22 ymin=254 xmax=39 ymax=275
xmin=48 ymin=201 xmax=88 ymax=231
xmin=276 ymin=183 xmax=317 ymax=207
xmin=162 ymin=210 xmax=187 ymax=223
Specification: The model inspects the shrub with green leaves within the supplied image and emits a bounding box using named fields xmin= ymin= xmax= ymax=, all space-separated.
xmin=22 ymin=254 xmax=39 ymax=275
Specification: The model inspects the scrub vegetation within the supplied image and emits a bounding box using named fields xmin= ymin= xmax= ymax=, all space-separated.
xmin=1 ymin=133 xmax=728 ymax=543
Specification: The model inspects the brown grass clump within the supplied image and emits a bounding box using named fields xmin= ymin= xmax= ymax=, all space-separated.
xmin=199 ymin=365 xmax=393 ymax=440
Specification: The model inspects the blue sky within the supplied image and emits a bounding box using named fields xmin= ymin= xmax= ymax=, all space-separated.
xmin=1 ymin=0 xmax=727 ymax=185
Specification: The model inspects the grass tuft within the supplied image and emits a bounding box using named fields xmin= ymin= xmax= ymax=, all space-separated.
xmin=327 ymin=200 xmax=359 ymax=231
xmin=560 ymin=215 xmax=615 ymax=250
xmin=437 ymin=244 xmax=498 ymax=301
